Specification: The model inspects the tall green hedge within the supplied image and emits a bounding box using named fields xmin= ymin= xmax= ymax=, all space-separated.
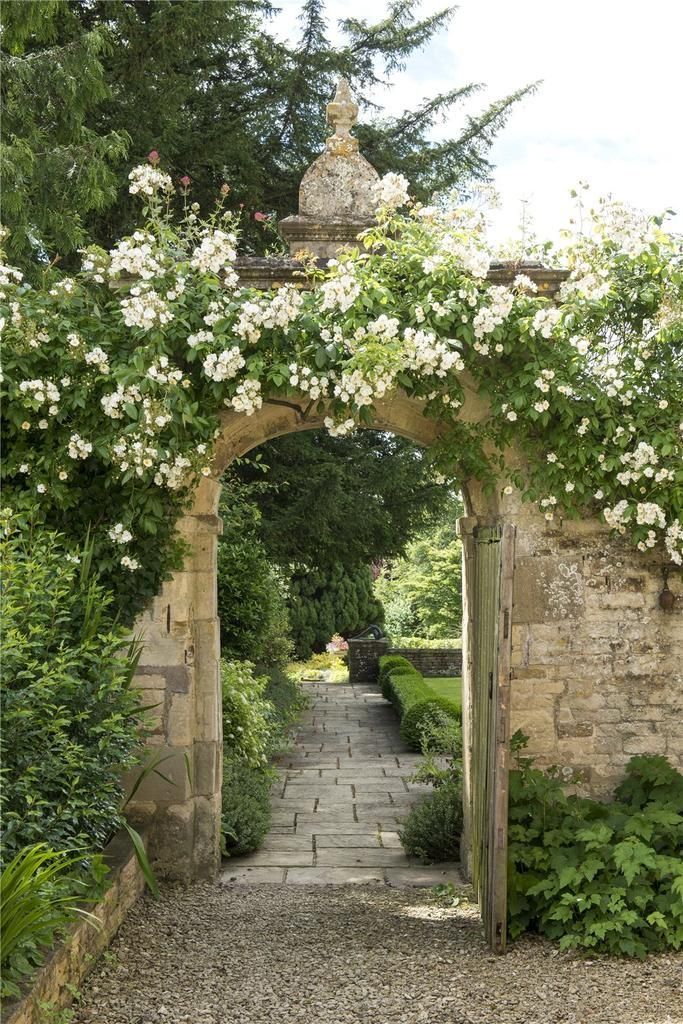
xmin=288 ymin=563 xmax=383 ymax=659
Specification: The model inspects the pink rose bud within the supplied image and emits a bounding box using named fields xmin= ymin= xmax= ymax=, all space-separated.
xmin=254 ymin=211 xmax=268 ymax=222
xmin=148 ymin=150 xmax=160 ymax=164
xmin=180 ymin=175 xmax=191 ymax=188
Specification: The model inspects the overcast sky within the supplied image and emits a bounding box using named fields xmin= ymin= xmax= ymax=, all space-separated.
xmin=271 ymin=0 xmax=682 ymax=245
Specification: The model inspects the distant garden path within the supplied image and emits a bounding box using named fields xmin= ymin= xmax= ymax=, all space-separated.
xmin=221 ymin=676 xmax=460 ymax=885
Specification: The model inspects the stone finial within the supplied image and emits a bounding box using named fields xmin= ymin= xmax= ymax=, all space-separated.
xmin=278 ymin=78 xmax=380 ymax=258
xmin=325 ymin=78 xmax=359 ymax=156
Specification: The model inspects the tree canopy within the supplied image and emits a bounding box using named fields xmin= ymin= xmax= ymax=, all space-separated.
xmin=1 ymin=0 xmax=535 ymax=271
xmin=233 ymin=431 xmax=452 ymax=572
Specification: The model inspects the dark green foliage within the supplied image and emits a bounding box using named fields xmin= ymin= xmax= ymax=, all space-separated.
xmin=378 ymin=655 xmax=460 ymax=751
xmin=507 ymin=742 xmax=683 ymax=957
xmin=0 ymin=523 xmax=145 ymax=861
xmin=614 ymin=754 xmax=683 ymax=810
xmin=232 ymin=432 xmax=457 ymax=660
xmin=408 ymin=703 xmax=462 ymax=761
xmin=288 ymin=562 xmax=383 ymax=659
xmin=236 ymin=432 xmax=454 ymax=574
xmin=221 ymin=757 xmax=272 ymax=858
xmin=217 ymin=481 xmax=293 ymax=667
xmin=220 ymin=662 xmax=306 ymax=855
xmin=378 ymin=655 xmax=416 ymax=698
xmin=401 ymin=696 xmax=461 ymax=751
xmin=2 ymin=0 xmax=534 ymax=273
xmin=264 ymin=666 xmax=310 ymax=749
xmin=0 ymin=1 xmax=129 ymax=272
xmin=398 ymin=782 xmax=463 ymax=863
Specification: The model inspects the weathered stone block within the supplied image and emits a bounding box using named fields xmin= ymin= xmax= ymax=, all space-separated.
xmin=623 ymin=734 xmax=667 ymax=755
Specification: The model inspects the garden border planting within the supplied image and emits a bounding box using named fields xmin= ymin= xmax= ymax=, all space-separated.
xmin=3 ymin=831 xmax=146 ymax=1024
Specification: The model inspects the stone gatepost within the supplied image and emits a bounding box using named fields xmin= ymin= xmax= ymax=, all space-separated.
xmin=348 ymin=637 xmax=390 ymax=684
xmin=130 ymin=80 xmax=382 ymax=881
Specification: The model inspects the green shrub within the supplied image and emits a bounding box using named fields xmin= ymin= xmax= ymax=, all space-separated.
xmin=221 ymin=757 xmax=272 ymax=857
xmin=390 ymin=637 xmax=462 ymax=650
xmin=220 ymin=664 xmax=306 ymax=857
xmin=221 ymin=661 xmax=275 ymax=768
xmin=400 ymin=696 xmax=461 ymax=751
xmin=1 ymin=522 xmax=145 ymax=860
xmin=263 ymin=667 xmax=308 ymax=755
xmin=217 ymin=487 xmax=294 ymax=668
xmin=508 ymin=741 xmax=683 ymax=957
xmin=398 ymin=782 xmax=463 ymax=862
xmin=378 ymin=654 xmax=415 ymax=698
xmin=378 ymin=655 xmax=460 ymax=751
xmin=414 ymin=704 xmax=462 ymax=759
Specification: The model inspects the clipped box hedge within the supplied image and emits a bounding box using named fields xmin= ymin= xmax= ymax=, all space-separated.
xmin=378 ymin=654 xmax=461 ymax=751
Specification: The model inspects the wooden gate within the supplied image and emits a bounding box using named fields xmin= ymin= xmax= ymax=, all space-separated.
xmin=460 ymin=521 xmax=515 ymax=952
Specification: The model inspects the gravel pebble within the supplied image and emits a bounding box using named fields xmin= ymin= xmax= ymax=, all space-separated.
xmin=73 ymin=882 xmax=683 ymax=1024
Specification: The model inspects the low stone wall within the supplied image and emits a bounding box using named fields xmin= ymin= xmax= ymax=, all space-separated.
xmin=388 ymin=647 xmax=463 ymax=679
xmin=4 ymin=831 xmax=146 ymax=1024
xmin=348 ymin=638 xmax=462 ymax=684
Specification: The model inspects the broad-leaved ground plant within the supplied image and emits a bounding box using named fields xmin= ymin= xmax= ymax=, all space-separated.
xmin=508 ymin=735 xmax=683 ymax=957
xmin=0 ymin=515 xmax=146 ymax=861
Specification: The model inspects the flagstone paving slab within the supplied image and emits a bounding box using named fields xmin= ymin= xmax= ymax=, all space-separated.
xmin=220 ymin=677 xmax=461 ymax=885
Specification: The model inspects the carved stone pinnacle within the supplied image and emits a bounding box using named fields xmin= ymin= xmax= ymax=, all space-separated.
xmin=326 ymin=78 xmax=359 ymax=155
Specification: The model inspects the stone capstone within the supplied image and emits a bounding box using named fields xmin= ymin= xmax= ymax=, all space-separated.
xmin=279 ymin=78 xmax=379 ymax=257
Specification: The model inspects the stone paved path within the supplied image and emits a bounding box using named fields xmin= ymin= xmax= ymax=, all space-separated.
xmin=220 ymin=677 xmax=461 ymax=886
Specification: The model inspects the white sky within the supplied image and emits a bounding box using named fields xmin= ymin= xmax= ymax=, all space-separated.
xmin=270 ymin=0 xmax=682 ymax=245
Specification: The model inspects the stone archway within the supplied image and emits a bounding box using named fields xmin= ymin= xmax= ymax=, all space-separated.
xmin=129 ymin=389 xmax=500 ymax=881
xmin=129 ymin=385 xmax=681 ymax=884
xmin=127 ymin=80 xmax=682 ymax=885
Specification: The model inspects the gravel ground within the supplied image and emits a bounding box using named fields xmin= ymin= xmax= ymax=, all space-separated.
xmin=74 ymin=882 xmax=683 ymax=1024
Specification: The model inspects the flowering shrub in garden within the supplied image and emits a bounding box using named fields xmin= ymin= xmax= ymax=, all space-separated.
xmin=326 ymin=633 xmax=349 ymax=653
xmin=1 ymin=162 xmax=681 ymax=623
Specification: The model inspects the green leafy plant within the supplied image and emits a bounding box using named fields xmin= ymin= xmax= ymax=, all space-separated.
xmin=378 ymin=655 xmax=461 ymax=751
xmin=217 ymin=479 xmax=293 ymax=668
xmin=263 ymin=667 xmax=309 ymax=752
xmin=220 ymin=663 xmax=306 ymax=856
xmin=507 ymin=745 xmax=683 ymax=957
xmin=432 ymin=882 xmax=463 ymax=907
xmin=0 ymin=844 xmax=103 ymax=1000
xmin=0 ymin=518 xmax=146 ymax=861
xmin=221 ymin=661 xmax=276 ymax=768
xmin=221 ymin=756 xmax=273 ymax=857
xmin=398 ymin=782 xmax=463 ymax=863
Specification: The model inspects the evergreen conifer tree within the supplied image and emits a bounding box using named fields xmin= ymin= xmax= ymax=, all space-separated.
xmin=2 ymin=0 xmax=536 ymax=271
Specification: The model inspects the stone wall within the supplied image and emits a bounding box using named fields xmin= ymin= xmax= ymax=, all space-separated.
xmin=389 ymin=647 xmax=463 ymax=679
xmin=4 ymin=832 xmax=146 ymax=1024
xmin=348 ymin=640 xmax=463 ymax=684
xmin=506 ymin=510 xmax=683 ymax=797
xmin=348 ymin=638 xmax=390 ymax=683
